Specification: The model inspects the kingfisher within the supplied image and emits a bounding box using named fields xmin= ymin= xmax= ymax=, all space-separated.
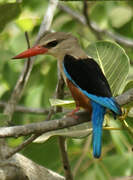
xmin=12 ymin=32 xmax=122 ymax=158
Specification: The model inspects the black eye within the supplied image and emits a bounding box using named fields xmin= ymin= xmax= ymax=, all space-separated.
xmin=44 ymin=40 xmax=58 ymax=48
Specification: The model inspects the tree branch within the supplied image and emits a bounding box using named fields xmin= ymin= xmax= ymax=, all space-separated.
xmin=0 ymin=111 xmax=90 ymax=138
xmin=83 ymin=0 xmax=102 ymax=40
xmin=58 ymin=3 xmax=133 ymax=48
xmin=115 ymin=88 xmax=133 ymax=106
xmin=0 ymin=101 xmax=50 ymax=115
xmin=55 ymin=74 xmax=73 ymax=180
xmin=5 ymin=107 xmax=55 ymax=159
xmin=73 ymin=136 xmax=91 ymax=178
xmin=0 ymin=153 xmax=65 ymax=180
xmin=0 ymin=87 xmax=132 ymax=116
xmin=0 ymin=87 xmax=132 ymax=139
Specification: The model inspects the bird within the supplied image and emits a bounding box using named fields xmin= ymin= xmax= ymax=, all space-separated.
xmin=12 ymin=31 xmax=122 ymax=158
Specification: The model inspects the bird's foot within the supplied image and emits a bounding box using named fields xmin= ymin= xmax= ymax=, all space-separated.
xmin=67 ymin=107 xmax=80 ymax=119
xmin=119 ymin=108 xmax=129 ymax=121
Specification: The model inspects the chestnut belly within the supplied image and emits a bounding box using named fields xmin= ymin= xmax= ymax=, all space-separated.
xmin=66 ymin=79 xmax=92 ymax=114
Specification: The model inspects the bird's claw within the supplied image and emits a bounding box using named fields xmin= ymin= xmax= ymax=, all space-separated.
xmin=67 ymin=107 xmax=80 ymax=119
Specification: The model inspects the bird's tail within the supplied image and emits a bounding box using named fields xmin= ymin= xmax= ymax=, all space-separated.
xmin=91 ymin=101 xmax=106 ymax=158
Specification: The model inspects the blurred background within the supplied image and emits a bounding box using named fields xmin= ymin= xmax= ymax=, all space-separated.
xmin=0 ymin=0 xmax=133 ymax=179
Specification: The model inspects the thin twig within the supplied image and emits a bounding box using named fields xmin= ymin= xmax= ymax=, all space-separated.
xmin=5 ymin=134 xmax=39 ymax=159
xmin=55 ymin=73 xmax=73 ymax=180
xmin=58 ymin=137 xmax=73 ymax=180
xmin=0 ymin=111 xmax=91 ymax=138
xmin=83 ymin=0 xmax=102 ymax=40
xmin=5 ymin=108 xmax=55 ymax=159
xmin=59 ymin=3 xmax=133 ymax=48
xmin=0 ymin=101 xmax=50 ymax=115
xmin=73 ymin=136 xmax=91 ymax=178
xmin=0 ymin=87 xmax=132 ymax=116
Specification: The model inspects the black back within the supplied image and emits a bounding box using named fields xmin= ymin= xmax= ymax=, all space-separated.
xmin=63 ymin=55 xmax=112 ymax=97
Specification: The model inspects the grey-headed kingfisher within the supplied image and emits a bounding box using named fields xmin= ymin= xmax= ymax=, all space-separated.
xmin=12 ymin=32 xmax=122 ymax=158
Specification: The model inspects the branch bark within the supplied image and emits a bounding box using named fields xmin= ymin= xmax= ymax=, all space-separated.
xmin=59 ymin=3 xmax=133 ymax=48
xmin=83 ymin=0 xmax=102 ymax=40
xmin=0 ymin=111 xmax=90 ymax=138
xmin=115 ymin=88 xmax=133 ymax=106
xmin=0 ymin=87 xmax=132 ymax=116
xmin=0 ymin=153 xmax=64 ymax=180
xmin=0 ymin=101 xmax=49 ymax=115
xmin=55 ymin=74 xmax=73 ymax=180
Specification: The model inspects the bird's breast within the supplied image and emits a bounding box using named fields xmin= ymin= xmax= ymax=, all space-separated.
xmin=66 ymin=78 xmax=92 ymax=114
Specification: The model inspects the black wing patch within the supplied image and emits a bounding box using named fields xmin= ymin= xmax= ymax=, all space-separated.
xmin=63 ymin=55 xmax=112 ymax=97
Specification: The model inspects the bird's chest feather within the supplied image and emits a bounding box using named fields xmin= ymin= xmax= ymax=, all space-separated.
xmin=66 ymin=78 xmax=92 ymax=114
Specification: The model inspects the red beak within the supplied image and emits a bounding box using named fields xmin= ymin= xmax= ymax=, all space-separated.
xmin=12 ymin=45 xmax=48 ymax=59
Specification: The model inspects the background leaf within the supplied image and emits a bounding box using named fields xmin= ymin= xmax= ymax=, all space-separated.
xmin=86 ymin=41 xmax=129 ymax=96
xmin=0 ymin=3 xmax=21 ymax=32
xmin=49 ymin=98 xmax=75 ymax=109
xmin=109 ymin=6 xmax=133 ymax=28
xmin=34 ymin=122 xmax=92 ymax=143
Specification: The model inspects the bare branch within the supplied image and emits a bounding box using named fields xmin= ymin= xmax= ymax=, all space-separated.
xmin=0 ymin=87 xmax=132 ymax=116
xmin=55 ymin=73 xmax=73 ymax=180
xmin=38 ymin=0 xmax=58 ymax=39
xmin=73 ymin=136 xmax=91 ymax=177
xmin=58 ymin=137 xmax=73 ymax=180
xmin=0 ymin=88 xmax=132 ymax=142
xmin=83 ymin=0 xmax=102 ymax=40
xmin=115 ymin=88 xmax=133 ymax=106
xmin=5 ymin=107 xmax=55 ymax=159
xmin=59 ymin=3 xmax=133 ymax=48
xmin=0 ymin=101 xmax=50 ymax=115
xmin=5 ymin=134 xmax=40 ymax=159
xmin=0 ymin=111 xmax=90 ymax=138
xmin=0 ymin=153 xmax=65 ymax=180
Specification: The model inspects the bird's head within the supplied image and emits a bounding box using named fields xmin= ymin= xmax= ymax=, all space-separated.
xmin=12 ymin=32 xmax=81 ymax=60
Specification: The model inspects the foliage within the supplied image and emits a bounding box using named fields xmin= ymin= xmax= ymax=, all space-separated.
xmin=0 ymin=1 xmax=133 ymax=180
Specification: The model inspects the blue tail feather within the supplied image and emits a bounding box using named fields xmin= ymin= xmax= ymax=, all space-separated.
xmin=91 ymin=101 xmax=106 ymax=158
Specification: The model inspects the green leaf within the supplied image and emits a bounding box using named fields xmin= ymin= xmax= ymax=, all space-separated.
xmin=0 ymin=3 xmax=21 ymax=32
xmin=49 ymin=98 xmax=75 ymax=109
xmin=16 ymin=11 xmax=40 ymax=31
xmin=7 ymin=137 xmax=24 ymax=147
xmin=34 ymin=122 xmax=92 ymax=143
xmin=86 ymin=41 xmax=129 ymax=96
xmin=123 ymin=81 xmax=133 ymax=93
xmin=122 ymin=81 xmax=133 ymax=108
xmin=109 ymin=6 xmax=133 ymax=28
